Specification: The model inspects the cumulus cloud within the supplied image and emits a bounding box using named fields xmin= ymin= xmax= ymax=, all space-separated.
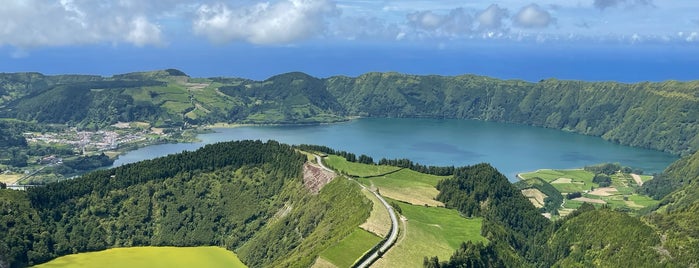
xmin=0 ymin=0 xmax=164 ymax=49
xmin=407 ymin=8 xmax=473 ymax=35
xmin=513 ymin=4 xmax=554 ymax=28
xmin=476 ymin=4 xmax=508 ymax=31
xmin=593 ymin=0 xmax=654 ymax=10
xmin=193 ymin=0 xmax=338 ymax=45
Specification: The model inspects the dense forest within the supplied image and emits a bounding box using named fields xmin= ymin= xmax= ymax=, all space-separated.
xmin=423 ymin=156 xmax=699 ymax=267
xmin=1 ymin=70 xmax=698 ymax=155
xmin=0 ymin=140 xmax=371 ymax=268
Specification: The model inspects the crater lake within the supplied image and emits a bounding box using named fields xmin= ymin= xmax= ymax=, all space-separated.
xmin=111 ymin=118 xmax=678 ymax=180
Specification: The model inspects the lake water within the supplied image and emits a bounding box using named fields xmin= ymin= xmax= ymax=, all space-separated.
xmin=111 ymin=118 xmax=678 ymax=180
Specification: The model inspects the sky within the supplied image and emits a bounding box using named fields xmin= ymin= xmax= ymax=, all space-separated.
xmin=0 ymin=0 xmax=698 ymax=82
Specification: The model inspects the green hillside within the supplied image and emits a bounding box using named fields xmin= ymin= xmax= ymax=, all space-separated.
xmin=0 ymin=141 xmax=371 ymax=268
xmin=2 ymin=70 xmax=698 ymax=154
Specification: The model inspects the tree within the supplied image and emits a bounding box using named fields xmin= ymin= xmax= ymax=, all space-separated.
xmin=593 ymin=174 xmax=612 ymax=187
xmin=0 ymin=182 xmax=6 ymax=189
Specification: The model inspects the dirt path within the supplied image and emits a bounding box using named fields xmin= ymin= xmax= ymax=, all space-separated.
xmin=631 ymin=173 xmax=644 ymax=186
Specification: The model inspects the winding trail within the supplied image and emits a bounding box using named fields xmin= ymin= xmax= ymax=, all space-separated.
xmin=314 ymin=155 xmax=399 ymax=268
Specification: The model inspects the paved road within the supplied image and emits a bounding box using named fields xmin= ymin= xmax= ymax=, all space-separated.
xmin=313 ymin=154 xmax=400 ymax=268
xmin=356 ymin=188 xmax=399 ymax=268
xmin=315 ymin=155 xmax=334 ymax=173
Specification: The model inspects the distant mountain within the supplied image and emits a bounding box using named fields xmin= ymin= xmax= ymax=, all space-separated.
xmin=2 ymin=70 xmax=697 ymax=156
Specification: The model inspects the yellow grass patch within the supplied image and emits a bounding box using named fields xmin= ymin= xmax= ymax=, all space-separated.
xmin=379 ymin=187 xmax=444 ymax=207
xmin=573 ymin=197 xmax=607 ymax=204
xmin=551 ymin=178 xmax=572 ymax=184
xmin=588 ymin=187 xmax=618 ymax=197
xmin=0 ymin=174 xmax=22 ymax=184
xmin=558 ymin=208 xmax=576 ymax=217
xmin=359 ymin=189 xmax=391 ymax=237
xmin=521 ymin=188 xmax=547 ymax=208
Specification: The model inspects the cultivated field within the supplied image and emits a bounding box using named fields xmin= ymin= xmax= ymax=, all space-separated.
xmin=358 ymin=169 xmax=446 ymax=207
xmin=323 ymin=155 xmax=400 ymax=177
xmin=521 ymin=169 xmax=660 ymax=214
xmin=522 ymin=188 xmax=547 ymax=208
xmin=373 ymin=200 xmax=486 ymax=268
xmin=34 ymin=246 xmax=246 ymax=268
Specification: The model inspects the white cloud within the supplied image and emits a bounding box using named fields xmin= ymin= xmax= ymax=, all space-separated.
xmin=513 ymin=4 xmax=554 ymax=28
xmin=407 ymin=11 xmax=446 ymax=30
xmin=127 ymin=16 xmax=164 ymax=46
xmin=193 ymin=0 xmax=338 ymax=45
xmin=0 ymin=0 xmax=164 ymax=49
xmin=477 ymin=4 xmax=508 ymax=31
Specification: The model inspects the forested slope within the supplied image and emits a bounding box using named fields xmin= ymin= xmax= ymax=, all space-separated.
xmin=0 ymin=140 xmax=370 ymax=268
xmin=2 ymin=70 xmax=698 ymax=154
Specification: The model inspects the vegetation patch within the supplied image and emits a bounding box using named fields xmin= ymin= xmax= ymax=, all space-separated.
xmin=374 ymin=200 xmax=485 ymax=268
xmin=358 ymin=168 xmax=446 ymax=207
xmin=319 ymin=228 xmax=381 ymax=268
xmin=521 ymin=167 xmax=659 ymax=215
xmin=323 ymin=155 xmax=400 ymax=177
xmin=34 ymin=246 xmax=246 ymax=268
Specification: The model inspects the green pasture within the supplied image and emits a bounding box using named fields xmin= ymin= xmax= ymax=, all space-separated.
xmin=358 ymin=169 xmax=447 ymax=206
xmin=319 ymin=228 xmax=382 ymax=268
xmin=375 ymin=200 xmax=486 ymax=268
xmin=34 ymin=246 xmax=246 ymax=268
xmin=323 ymin=155 xmax=401 ymax=177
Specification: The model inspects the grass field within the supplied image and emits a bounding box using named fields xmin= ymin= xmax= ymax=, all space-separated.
xmin=520 ymin=169 xmax=596 ymax=193
xmin=0 ymin=174 xmax=22 ymax=184
xmin=358 ymin=169 xmax=447 ymax=207
xmin=34 ymin=247 xmax=246 ymax=268
xmin=323 ymin=155 xmax=401 ymax=177
xmin=359 ymin=188 xmax=392 ymax=237
xmin=319 ymin=228 xmax=382 ymax=268
xmin=374 ymin=200 xmax=486 ymax=268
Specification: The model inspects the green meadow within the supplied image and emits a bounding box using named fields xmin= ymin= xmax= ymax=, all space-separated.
xmin=374 ymin=200 xmax=486 ymax=268
xmin=358 ymin=168 xmax=448 ymax=206
xmin=319 ymin=228 xmax=382 ymax=267
xmin=34 ymin=246 xmax=246 ymax=268
xmin=323 ymin=155 xmax=400 ymax=177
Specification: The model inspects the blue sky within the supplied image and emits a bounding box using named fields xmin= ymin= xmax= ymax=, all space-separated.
xmin=1 ymin=0 xmax=698 ymax=81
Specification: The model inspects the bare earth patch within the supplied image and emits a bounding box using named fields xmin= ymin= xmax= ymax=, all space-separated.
xmin=551 ymin=178 xmax=572 ymax=184
xmin=588 ymin=187 xmax=618 ymax=196
xmin=631 ymin=173 xmax=644 ymax=186
xmin=521 ymin=188 xmax=548 ymax=208
xmin=573 ymin=197 xmax=607 ymax=204
xmin=303 ymin=162 xmax=336 ymax=194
